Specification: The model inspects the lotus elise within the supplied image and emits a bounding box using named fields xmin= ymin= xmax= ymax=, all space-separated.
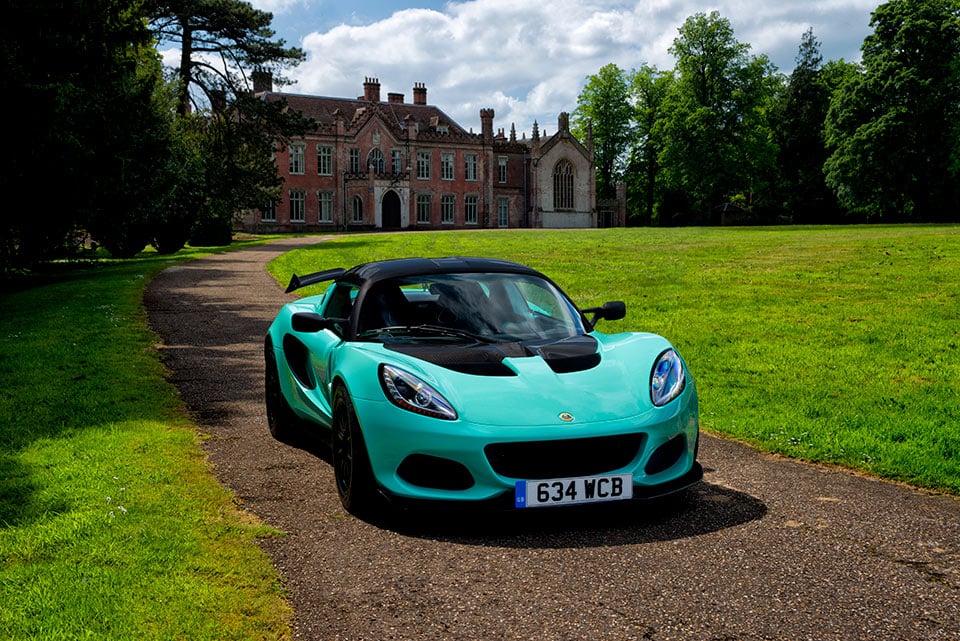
xmin=264 ymin=256 xmax=701 ymax=514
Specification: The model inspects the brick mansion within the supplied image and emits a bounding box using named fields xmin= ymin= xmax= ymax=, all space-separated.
xmin=243 ymin=77 xmax=623 ymax=232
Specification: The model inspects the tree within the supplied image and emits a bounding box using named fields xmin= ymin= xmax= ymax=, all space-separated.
xmin=190 ymin=93 xmax=312 ymax=245
xmin=656 ymin=12 xmax=781 ymax=224
xmin=152 ymin=114 xmax=208 ymax=254
xmin=149 ymin=0 xmax=311 ymax=243
xmin=571 ymin=64 xmax=635 ymax=199
xmin=824 ymin=0 xmax=960 ymax=220
xmin=85 ymin=48 xmax=185 ymax=258
xmin=625 ymin=65 xmax=673 ymax=225
xmin=772 ymin=28 xmax=844 ymax=223
xmin=1 ymin=0 xmax=169 ymax=270
xmin=149 ymin=0 xmax=305 ymax=116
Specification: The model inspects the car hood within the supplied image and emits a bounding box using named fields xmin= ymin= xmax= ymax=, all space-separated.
xmin=348 ymin=332 xmax=684 ymax=427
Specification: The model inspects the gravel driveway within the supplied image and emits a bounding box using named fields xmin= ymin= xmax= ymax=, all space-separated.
xmin=144 ymin=236 xmax=959 ymax=641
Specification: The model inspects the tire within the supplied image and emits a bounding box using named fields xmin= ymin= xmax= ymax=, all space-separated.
xmin=264 ymin=338 xmax=301 ymax=442
xmin=332 ymin=383 xmax=378 ymax=515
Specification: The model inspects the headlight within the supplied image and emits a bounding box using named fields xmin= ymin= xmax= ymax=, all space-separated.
xmin=379 ymin=364 xmax=458 ymax=420
xmin=650 ymin=349 xmax=685 ymax=407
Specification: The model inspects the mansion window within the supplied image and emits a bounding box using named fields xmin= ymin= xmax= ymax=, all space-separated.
xmin=318 ymin=191 xmax=333 ymax=223
xmin=465 ymin=154 xmax=478 ymax=181
xmin=368 ymin=148 xmax=385 ymax=173
xmin=441 ymin=153 xmax=454 ymax=180
xmin=497 ymin=197 xmax=509 ymax=227
xmin=553 ymin=160 xmax=574 ymax=210
xmin=351 ymin=195 xmax=363 ymax=223
xmin=317 ymin=145 xmax=332 ymax=175
xmin=261 ymin=200 xmax=277 ymax=222
xmin=392 ymin=149 xmax=403 ymax=174
xmin=498 ymin=156 xmax=507 ymax=183
xmin=417 ymin=151 xmax=431 ymax=179
xmin=441 ymin=194 xmax=455 ymax=224
xmin=349 ymin=148 xmax=361 ymax=173
xmin=289 ymin=189 xmax=305 ymax=222
xmin=289 ymin=143 xmax=305 ymax=175
xmin=416 ymin=194 xmax=431 ymax=224
xmin=465 ymin=194 xmax=478 ymax=225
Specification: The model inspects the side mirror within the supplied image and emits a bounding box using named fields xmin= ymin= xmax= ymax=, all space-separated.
xmin=291 ymin=312 xmax=347 ymax=336
xmin=581 ymin=301 xmax=626 ymax=327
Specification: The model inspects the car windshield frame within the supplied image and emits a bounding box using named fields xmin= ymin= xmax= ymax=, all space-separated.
xmin=351 ymin=271 xmax=588 ymax=343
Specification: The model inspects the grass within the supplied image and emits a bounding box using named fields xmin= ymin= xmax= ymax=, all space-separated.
xmin=2 ymin=224 xmax=956 ymax=639
xmin=0 ymin=241 xmax=293 ymax=640
xmin=268 ymin=225 xmax=960 ymax=494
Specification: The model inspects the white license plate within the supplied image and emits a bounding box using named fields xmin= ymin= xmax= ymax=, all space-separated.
xmin=514 ymin=473 xmax=633 ymax=508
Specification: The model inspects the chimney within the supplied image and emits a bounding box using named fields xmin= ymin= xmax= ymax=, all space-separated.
xmin=363 ymin=77 xmax=381 ymax=102
xmin=252 ymin=70 xmax=272 ymax=94
xmin=480 ymin=108 xmax=495 ymax=141
xmin=388 ymin=92 xmax=404 ymax=104
xmin=558 ymin=112 xmax=570 ymax=133
xmin=413 ymin=82 xmax=427 ymax=105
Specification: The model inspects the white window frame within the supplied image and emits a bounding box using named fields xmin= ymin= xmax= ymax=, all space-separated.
xmin=318 ymin=191 xmax=333 ymax=223
xmin=289 ymin=189 xmax=305 ymax=222
xmin=351 ymin=195 xmax=363 ymax=223
xmin=261 ymin=200 xmax=277 ymax=222
xmin=497 ymin=197 xmax=509 ymax=227
xmin=289 ymin=143 xmax=305 ymax=175
xmin=465 ymin=154 xmax=478 ymax=181
xmin=317 ymin=145 xmax=332 ymax=175
xmin=441 ymin=194 xmax=455 ymax=224
xmin=416 ymin=193 xmax=431 ymax=224
xmin=554 ymin=159 xmax=574 ymax=210
xmin=367 ymin=148 xmax=385 ymax=173
xmin=498 ymin=156 xmax=508 ymax=183
xmin=417 ymin=151 xmax=431 ymax=180
xmin=441 ymin=153 xmax=454 ymax=180
xmin=465 ymin=194 xmax=478 ymax=225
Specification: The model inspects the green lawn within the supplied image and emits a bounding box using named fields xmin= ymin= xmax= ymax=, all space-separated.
xmin=269 ymin=225 xmax=960 ymax=494
xmin=0 ymin=242 xmax=292 ymax=640
xmin=2 ymin=224 xmax=956 ymax=640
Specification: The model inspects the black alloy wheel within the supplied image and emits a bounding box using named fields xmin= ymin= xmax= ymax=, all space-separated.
xmin=332 ymin=384 xmax=378 ymax=515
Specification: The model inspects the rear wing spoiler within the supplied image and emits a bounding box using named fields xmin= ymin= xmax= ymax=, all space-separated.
xmin=285 ymin=268 xmax=346 ymax=294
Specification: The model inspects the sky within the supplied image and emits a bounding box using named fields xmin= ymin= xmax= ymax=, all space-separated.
xmin=246 ymin=0 xmax=879 ymax=136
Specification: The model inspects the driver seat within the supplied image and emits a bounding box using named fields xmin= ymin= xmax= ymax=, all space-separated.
xmin=359 ymin=284 xmax=412 ymax=331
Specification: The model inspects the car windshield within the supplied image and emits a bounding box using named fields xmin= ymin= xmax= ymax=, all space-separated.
xmin=355 ymin=272 xmax=586 ymax=342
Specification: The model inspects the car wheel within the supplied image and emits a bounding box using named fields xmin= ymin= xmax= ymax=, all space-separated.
xmin=264 ymin=338 xmax=301 ymax=442
xmin=332 ymin=383 xmax=378 ymax=515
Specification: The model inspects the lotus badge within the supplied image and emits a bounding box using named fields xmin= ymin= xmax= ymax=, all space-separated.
xmin=559 ymin=412 xmax=575 ymax=422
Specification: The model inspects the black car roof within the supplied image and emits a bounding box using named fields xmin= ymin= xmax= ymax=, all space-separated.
xmin=345 ymin=256 xmax=543 ymax=283
xmin=285 ymin=256 xmax=546 ymax=293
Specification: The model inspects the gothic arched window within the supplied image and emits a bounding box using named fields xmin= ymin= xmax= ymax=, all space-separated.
xmin=367 ymin=148 xmax=385 ymax=174
xmin=553 ymin=160 xmax=574 ymax=210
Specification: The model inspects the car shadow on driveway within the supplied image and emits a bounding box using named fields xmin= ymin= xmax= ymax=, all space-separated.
xmin=379 ymin=479 xmax=766 ymax=548
xmin=282 ymin=429 xmax=766 ymax=547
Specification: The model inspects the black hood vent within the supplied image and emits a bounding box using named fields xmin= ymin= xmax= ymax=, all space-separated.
xmin=386 ymin=335 xmax=600 ymax=376
xmin=526 ymin=335 xmax=601 ymax=373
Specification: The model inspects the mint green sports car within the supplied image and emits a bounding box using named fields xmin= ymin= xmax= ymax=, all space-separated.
xmin=265 ymin=257 xmax=701 ymax=515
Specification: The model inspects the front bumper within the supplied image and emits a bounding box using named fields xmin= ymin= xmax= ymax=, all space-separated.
xmin=352 ymin=392 xmax=700 ymax=505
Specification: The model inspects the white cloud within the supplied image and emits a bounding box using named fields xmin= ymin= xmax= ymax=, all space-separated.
xmin=279 ymin=0 xmax=874 ymax=135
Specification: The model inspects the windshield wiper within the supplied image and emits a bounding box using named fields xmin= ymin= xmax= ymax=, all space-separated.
xmin=359 ymin=324 xmax=497 ymax=343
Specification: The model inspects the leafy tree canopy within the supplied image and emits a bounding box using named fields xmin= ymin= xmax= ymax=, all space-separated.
xmin=824 ymin=0 xmax=960 ymax=219
xmin=149 ymin=0 xmax=305 ymax=115
xmin=571 ymin=63 xmax=635 ymax=199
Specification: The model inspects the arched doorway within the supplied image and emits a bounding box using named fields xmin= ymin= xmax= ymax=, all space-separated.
xmin=381 ymin=190 xmax=401 ymax=229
